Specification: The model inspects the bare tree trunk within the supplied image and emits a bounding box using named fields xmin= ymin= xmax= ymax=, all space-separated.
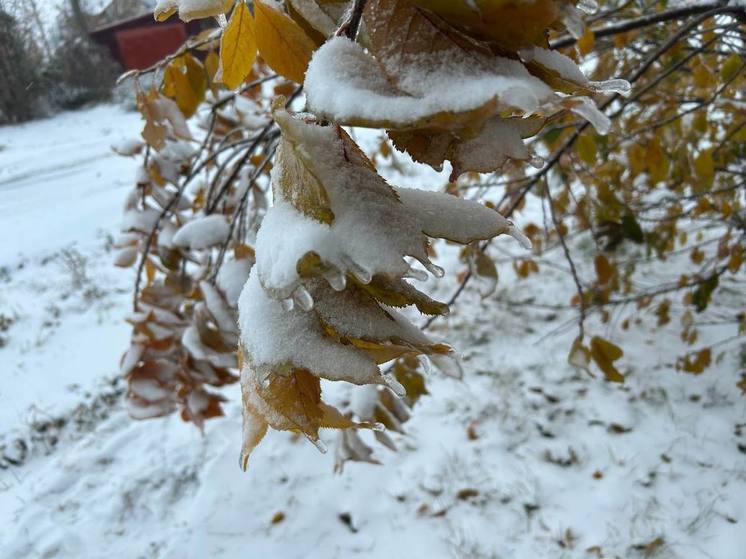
xmin=27 ymin=0 xmax=52 ymax=58
xmin=69 ymin=0 xmax=88 ymax=35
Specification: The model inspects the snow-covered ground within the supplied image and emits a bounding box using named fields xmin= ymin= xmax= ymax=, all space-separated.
xmin=1 ymin=105 xmax=744 ymax=559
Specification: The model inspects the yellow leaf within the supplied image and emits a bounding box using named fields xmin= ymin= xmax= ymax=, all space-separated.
xmin=693 ymin=149 xmax=714 ymax=190
xmin=204 ymin=49 xmax=220 ymax=87
xmin=590 ymin=336 xmax=624 ymax=383
xmin=240 ymin=368 xmax=373 ymax=468
xmin=720 ymin=53 xmax=742 ymax=83
xmin=220 ymin=1 xmax=258 ymax=89
xmin=137 ymin=89 xmax=192 ymax=150
xmin=394 ymin=354 xmax=429 ymax=404
xmin=575 ymin=133 xmax=597 ymax=166
xmin=254 ymin=0 xmax=317 ymax=84
xmin=577 ymin=26 xmax=595 ymax=56
xmin=594 ymin=253 xmax=613 ymax=285
xmin=161 ymin=54 xmax=207 ymax=118
xmin=676 ymin=347 xmax=712 ymax=374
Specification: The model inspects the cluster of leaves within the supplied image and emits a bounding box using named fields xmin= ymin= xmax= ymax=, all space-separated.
xmin=116 ymin=0 xmax=744 ymax=470
xmin=464 ymin=0 xmax=745 ymax=385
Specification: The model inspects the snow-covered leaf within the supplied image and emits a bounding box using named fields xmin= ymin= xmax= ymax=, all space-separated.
xmin=154 ymin=0 xmax=233 ymax=22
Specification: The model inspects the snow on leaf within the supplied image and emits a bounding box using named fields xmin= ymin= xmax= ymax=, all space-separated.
xmin=219 ymin=1 xmax=258 ymax=90
xmin=395 ymin=187 xmax=530 ymax=246
xmin=389 ymin=115 xmax=545 ymax=181
xmin=254 ymin=0 xmax=318 ymax=84
xmin=172 ymin=214 xmax=230 ymax=250
xmin=238 ymin=270 xmax=383 ymax=386
xmin=137 ymin=90 xmax=192 ymax=150
xmin=304 ymin=35 xmax=552 ymax=130
xmin=154 ymin=0 xmax=233 ymax=22
xmin=304 ymin=0 xmax=623 ymax=177
xmin=255 ymin=108 xmax=527 ymax=301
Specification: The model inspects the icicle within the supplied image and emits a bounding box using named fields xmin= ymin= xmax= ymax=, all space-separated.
xmin=570 ymin=97 xmax=611 ymax=135
xmin=430 ymin=354 xmax=464 ymax=380
xmin=561 ymin=5 xmax=584 ymax=39
xmin=577 ymin=0 xmax=598 ymax=15
xmin=308 ymin=437 xmax=328 ymax=454
xmin=404 ymin=264 xmax=429 ymax=281
xmin=417 ymin=354 xmax=433 ymax=375
xmin=215 ymin=13 xmax=228 ymax=29
xmin=383 ymin=375 xmax=406 ymax=398
xmin=507 ymin=222 xmax=532 ymax=249
xmin=322 ymin=267 xmax=347 ymax=291
xmin=590 ymin=79 xmax=632 ymax=97
xmin=293 ymin=285 xmax=314 ymax=311
xmin=529 ymin=154 xmax=545 ymax=169
xmin=281 ymin=297 xmax=295 ymax=311
xmin=371 ymin=422 xmax=386 ymax=432
xmin=423 ymin=260 xmax=445 ymax=278
xmin=341 ymin=254 xmax=372 ymax=284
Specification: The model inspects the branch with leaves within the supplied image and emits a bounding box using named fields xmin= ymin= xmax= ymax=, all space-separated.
xmin=113 ymin=0 xmax=745 ymax=470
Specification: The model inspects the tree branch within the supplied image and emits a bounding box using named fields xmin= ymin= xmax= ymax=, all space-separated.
xmin=550 ymin=2 xmax=745 ymax=49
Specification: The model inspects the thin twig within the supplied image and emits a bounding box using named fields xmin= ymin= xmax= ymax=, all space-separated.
xmin=545 ymin=176 xmax=586 ymax=339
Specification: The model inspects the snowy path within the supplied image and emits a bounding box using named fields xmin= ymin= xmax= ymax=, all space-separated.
xmin=0 ymin=106 xmax=744 ymax=559
xmin=0 ymin=105 xmax=141 ymax=433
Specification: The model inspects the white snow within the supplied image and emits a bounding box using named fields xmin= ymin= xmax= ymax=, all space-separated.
xmin=172 ymin=213 xmax=231 ymax=249
xmin=305 ymin=37 xmax=554 ymax=127
xmin=154 ymin=0 xmax=232 ymax=21
xmin=1 ymin=105 xmax=744 ymax=559
xmin=520 ymin=46 xmax=590 ymax=85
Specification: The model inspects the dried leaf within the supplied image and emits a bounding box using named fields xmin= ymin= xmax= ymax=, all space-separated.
xmin=589 ymin=336 xmax=624 ymax=383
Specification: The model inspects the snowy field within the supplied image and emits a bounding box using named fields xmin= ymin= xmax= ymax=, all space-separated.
xmin=1 ymin=105 xmax=744 ymax=559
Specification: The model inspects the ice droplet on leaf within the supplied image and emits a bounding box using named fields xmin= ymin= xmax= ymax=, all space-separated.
xmin=322 ymin=268 xmax=347 ymax=291
xmin=591 ymin=79 xmax=631 ymax=97
xmin=293 ymin=284 xmax=314 ymax=311
xmin=404 ymin=265 xmax=429 ymax=282
xmin=577 ymin=0 xmax=598 ymax=15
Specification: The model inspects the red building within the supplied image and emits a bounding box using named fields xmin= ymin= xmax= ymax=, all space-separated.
xmin=89 ymin=6 xmax=206 ymax=70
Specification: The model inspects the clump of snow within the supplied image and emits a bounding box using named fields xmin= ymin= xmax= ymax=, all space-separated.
xmin=304 ymin=35 xmax=623 ymax=138
xmin=217 ymin=256 xmax=254 ymax=306
xmin=154 ymin=0 xmax=232 ymax=21
xmin=254 ymin=109 xmax=528 ymax=301
xmin=520 ymin=46 xmax=589 ymax=85
xmin=172 ymin=214 xmax=230 ymax=250
xmin=305 ymin=37 xmax=554 ymax=126
xmin=238 ymin=270 xmax=381 ymax=385
xmin=122 ymin=207 xmax=160 ymax=234
xmin=395 ymin=188 xmax=531 ymax=248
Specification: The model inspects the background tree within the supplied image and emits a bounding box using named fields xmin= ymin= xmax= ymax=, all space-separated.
xmin=0 ymin=5 xmax=42 ymax=123
xmin=112 ymin=0 xmax=745 ymax=468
